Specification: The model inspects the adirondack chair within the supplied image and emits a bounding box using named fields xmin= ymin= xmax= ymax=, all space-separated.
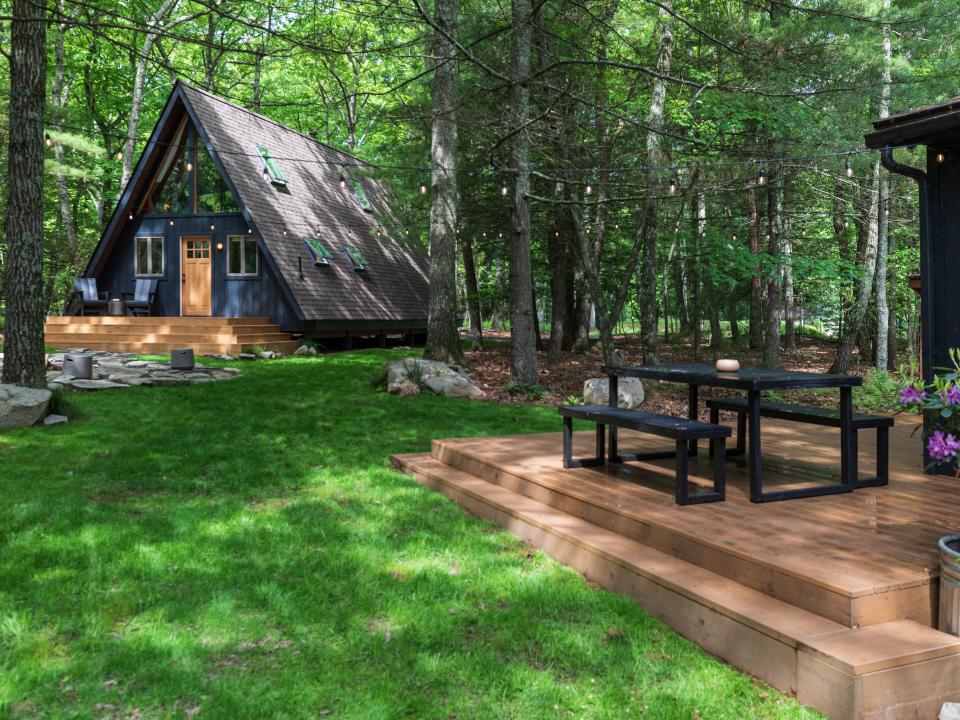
xmin=122 ymin=278 xmax=158 ymax=316
xmin=73 ymin=277 xmax=109 ymax=316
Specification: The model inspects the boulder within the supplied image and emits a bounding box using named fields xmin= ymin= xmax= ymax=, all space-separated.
xmin=0 ymin=384 xmax=52 ymax=430
xmin=424 ymin=374 xmax=485 ymax=399
xmin=583 ymin=377 xmax=644 ymax=408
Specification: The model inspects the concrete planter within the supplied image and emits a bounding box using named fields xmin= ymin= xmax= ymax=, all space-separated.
xmin=940 ymin=534 xmax=960 ymax=636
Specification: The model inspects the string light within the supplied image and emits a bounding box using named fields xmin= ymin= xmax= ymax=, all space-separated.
xmin=937 ymin=151 xmax=946 ymax=164
xmin=757 ymin=164 xmax=766 ymax=186
xmin=169 ymin=219 xmax=174 ymax=226
xmin=247 ymin=228 xmax=252 ymax=234
xmin=419 ymin=180 xmax=428 ymax=194
xmin=845 ymin=158 xmax=853 ymax=177
xmin=340 ymin=174 xmax=347 ymax=188
xmin=186 ymin=161 xmax=193 ymax=172
xmin=128 ymin=212 xmax=133 ymax=221
xmin=669 ymin=176 xmax=677 ymax=194
xmin=116 ymin=150 xmax=123 ymax=160
xmin=210 ymin=223 xmax=215 ymax=231
xmin=501 ymin=179 xmax=509 ymax=197
xmin=732 ymin=233 xmax=737 ymax=241
xmin=585 ymin=181 xmax=593 ymax=195
xmin=44 ymin=133 xmax=52 ymax=147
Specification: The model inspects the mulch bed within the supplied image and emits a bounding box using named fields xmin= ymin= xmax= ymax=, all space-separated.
xmin=463 ymin=332 xmax=879 ymax=415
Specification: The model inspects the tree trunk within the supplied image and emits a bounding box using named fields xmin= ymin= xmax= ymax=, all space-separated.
xmin=571 ymin=271 xmax=591 ymax=353
xmin=689 ymin=182 xmax=703 ymax=361
xmin=2 ymin=0 xmax=48 ymax=388
xmin=461 ymin=234 xmax=483 ymax=350
xmin=507 ymin=0 xmax=538 ymax=385
xmin=832 ymin=163 xmax=881 ymax=373
xmin=122 ymin=0 xmax=179 ymax=188
xmin=547 ymin=215 xmax=572 ymax=361
xmin=423 ymin=0 xmax=464 ymax=365
xmin=637 ymin=2 xmax=673 ymax=364
xmin=782 ymin=183 xmax=796 ymax=352
xmin=763 ymin=169 xmax=782 ymax=368
xmin=875 ymin=0 xmax=892 ymax=372
xmin=53 ymin=0 xmax=79 ymax=312
xmin=747 ymin=189 xmax=762 ymax=349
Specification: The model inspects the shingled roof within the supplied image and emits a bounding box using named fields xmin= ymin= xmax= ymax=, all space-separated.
xmin=89 ymin=81 xmax=428 ymax=324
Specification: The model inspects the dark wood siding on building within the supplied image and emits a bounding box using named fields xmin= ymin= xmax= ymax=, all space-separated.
xmin=97 ymin=212 xmax=298 ymax=329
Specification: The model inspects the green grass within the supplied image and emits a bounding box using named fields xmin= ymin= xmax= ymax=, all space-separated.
xmin=1 ymin=350 xmax=821 ymax=719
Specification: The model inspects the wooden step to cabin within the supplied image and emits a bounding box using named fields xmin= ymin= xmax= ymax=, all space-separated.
xmin=44 ymin=315 xmax=298 ymax=356
xmin=391 ymin=452 xmax=960 ymax=720
xmin=429 ymin=433 xmax=935 ymax=630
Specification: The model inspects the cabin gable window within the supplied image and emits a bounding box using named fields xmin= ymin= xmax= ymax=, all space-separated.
xmin=256 ymin=145 xmax=287 ymax=186
xmin=146 ymin=120 xmax=240 ymax=214
xmin=227 ymin=235 xmax=258 ymax=277
xmin=304 ymin=237 xmax=333 ymax=266
xmin=135 ymin=236 xmax=164 ymax=276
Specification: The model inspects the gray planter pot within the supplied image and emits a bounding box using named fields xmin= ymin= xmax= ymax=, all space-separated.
xmin=939 ymin=534 xmax=960 ymax=636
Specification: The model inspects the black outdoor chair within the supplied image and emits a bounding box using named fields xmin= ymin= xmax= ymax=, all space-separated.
xmin=122 ymin=278 xmax=158 ymax=316
xmin=73 ymin=277 xmax=109 ymax=316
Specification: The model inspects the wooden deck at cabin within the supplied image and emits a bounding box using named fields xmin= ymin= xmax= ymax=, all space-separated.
xmin=44 ymin=315 xmax=298 ymax=355
xmin=392 ymin=416 xmax=960 ymax=719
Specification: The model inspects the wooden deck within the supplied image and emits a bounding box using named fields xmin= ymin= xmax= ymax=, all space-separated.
xmin=44 ymin=316 xmax=298 ymax=355
xmin=392 ymin=415 xmax=960 ymax=720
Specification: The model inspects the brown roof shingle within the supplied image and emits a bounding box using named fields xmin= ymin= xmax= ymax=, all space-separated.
xmin=182 ymin=84 xmax=428 ymax=322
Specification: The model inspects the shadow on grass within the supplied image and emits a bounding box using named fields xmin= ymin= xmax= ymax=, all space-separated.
xmin=0 ymin=350 xmax=822 ymax=719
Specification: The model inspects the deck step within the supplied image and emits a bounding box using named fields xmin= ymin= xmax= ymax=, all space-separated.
xmin=430 ymin=433 xmax=935 ymax=629
xmin=392 ymin=452 xmax=960 ymax=720
xmin=44 ymin=315 xmax=298 ymax=355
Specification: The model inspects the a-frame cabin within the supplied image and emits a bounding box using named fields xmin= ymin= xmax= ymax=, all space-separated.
xmin=47 ymin=82 xmax=429 ymax=354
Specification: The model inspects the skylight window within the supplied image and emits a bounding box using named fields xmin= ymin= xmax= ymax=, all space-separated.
xmin=304 ymin=237 xmax=332 ymax=266
xmin=255 ymin=145 xmax=286 ymax=186
xmin=343 ymin=244 xmax=368 ymax=272
xmin=351 ymin=179 xmax=374 ymax=213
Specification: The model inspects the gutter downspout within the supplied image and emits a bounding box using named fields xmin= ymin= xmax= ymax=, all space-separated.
xmin=880 ymin=145 xmax=934 ymax=468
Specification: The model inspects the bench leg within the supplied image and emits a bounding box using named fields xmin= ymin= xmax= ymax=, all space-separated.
xmin=709 ymin=405 xmax=719 ymax=459
xmin=733 ymin=411 xmax=747 ymax=456
xmin=855 ymin=426 xmax=890 ymax=488
xmin=563 ymin=416 xmax=605 ymax=469
xmin=688 ymin=384 xmax=699 ymax=457
xmin=676 ymin=436 xmax=726 ymax=505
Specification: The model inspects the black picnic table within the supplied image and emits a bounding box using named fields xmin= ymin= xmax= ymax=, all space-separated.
xmin=602 ymin=363 xmax=863 ymax=503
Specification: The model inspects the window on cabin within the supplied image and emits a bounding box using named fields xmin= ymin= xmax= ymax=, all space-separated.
xmin=151 ymin=133 xmax=192 ymax=215
xmin=343 ymin=244 xmax=368 ymax=271
xmin=256 ymin=145 xmax=286 ymax=185
xmin=304 ymin=237 xmax=333 ymax=266
xmin=351 ymin=179 xmax=374 ymax=213
xmin=227 ymin=235 xmax=258 ymax=276
xmin=135 ymin=236 xmax=164 ymax=276
xmin=196 ymin=145 xmax=240 ymax=213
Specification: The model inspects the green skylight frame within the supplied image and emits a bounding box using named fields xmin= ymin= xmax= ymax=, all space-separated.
xmin=344 ymin=244 xmax=368 ymax=272
xmin=304 ymin=237 xmax=333 ymax=266
xmin=351 ymin=179 xmax=374 ymax=212
xmin=255 ymin=145 xmax=287 ymax=185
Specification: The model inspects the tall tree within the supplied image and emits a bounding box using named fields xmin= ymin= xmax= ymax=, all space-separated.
xmin=2 ymin=0 xmax=48 ymax=388
xmin=423 ymin=0 xmax=464 ymax=364
xmin=507 ymin=0 xmax=538 ymax=385
xmin=875 ymin=0 xmax=892 ymax=372
xmin=637 ymin=1 xmax=673 ymax=364
xmin=762 ymin=167 xmax=782 ymax=368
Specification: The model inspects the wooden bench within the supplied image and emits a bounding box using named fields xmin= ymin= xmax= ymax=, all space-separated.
xmin=558 ymin=404 xmax=731 ymax=505
xmin=705 ymin=398 xmax=894 ymax=487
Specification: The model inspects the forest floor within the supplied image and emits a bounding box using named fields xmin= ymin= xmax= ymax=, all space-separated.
xmin=464 ymin=331 xmax=909 ymax=416
xmin=0 ymin=350 xmax=823 ymax=719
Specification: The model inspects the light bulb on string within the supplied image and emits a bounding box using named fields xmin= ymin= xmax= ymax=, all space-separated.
xmin=340 ymin=174 xmax=347 ymax=189
xmin=44 ymin=133 xmax=52 ymax=147
xmin=937 ymin=151 xmax=946 ymax=164
xmin=501 ymin=179 xmax=509 ymax=197
xmin=757 ymin=164 xmax=766 ymax=186
xmin=116 ymin=150 xmax=123 ymax=161
xmin=845 ymin=158 xmax=853 ymax=177
xmin=419 ymin=180 xmax=428 ymax=195
xmin=186 ymin=161 xmax=193 ymax=172
xmin=732 ymin=233 xmax=737 ymax=241
xmin=669 ymin=176 xmax=677 ymax=194
xmin=247 ymin=228 xmax=252 ymax=234
xmin=585 ymin=181 xmax=593 ymax=196
xmin=169 ymin=219 xmax=174 ymax=226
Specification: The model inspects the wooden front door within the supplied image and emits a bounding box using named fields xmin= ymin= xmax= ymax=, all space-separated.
xmin=181 ymin=236 xmax=212 ymax=316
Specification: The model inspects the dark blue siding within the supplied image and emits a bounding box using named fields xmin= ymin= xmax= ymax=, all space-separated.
xmin=96 ymin=212 xmax=299 ymax=329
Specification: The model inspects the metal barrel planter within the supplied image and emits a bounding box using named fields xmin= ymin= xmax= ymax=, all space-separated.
xmin=940 ymin=534 xmax=960 ymax=636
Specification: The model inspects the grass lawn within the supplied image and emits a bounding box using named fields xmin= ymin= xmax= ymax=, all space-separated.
xmin=1 ymin=350 xmax=822 ymax=719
